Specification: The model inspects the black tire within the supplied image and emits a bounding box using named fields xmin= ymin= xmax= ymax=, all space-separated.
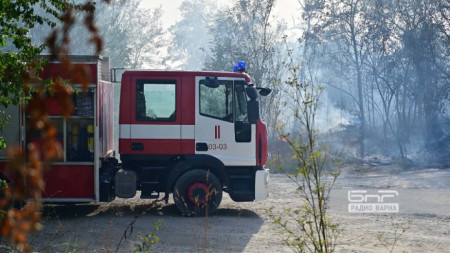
xmin=173 ymin=169 xmax=222 ymax=217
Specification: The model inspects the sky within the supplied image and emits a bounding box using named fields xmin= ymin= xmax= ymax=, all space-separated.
xmin=140 ymin=0 xmax=302 ymax=31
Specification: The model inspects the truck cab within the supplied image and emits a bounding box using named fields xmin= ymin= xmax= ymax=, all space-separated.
xmin=109 ymin=67 xmax=270 ymax=216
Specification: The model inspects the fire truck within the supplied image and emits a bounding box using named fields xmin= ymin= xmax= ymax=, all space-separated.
xmin=0 ymin=55 xmax=270 ymax=216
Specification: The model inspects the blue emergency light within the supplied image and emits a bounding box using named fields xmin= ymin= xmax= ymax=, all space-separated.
xmin=233 ymin=61 xmax=246 ymax=72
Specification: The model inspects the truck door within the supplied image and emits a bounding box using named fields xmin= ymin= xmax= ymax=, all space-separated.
xmin=124 ymin=75 xmax=182 ymax=155
xmin=195 ymin=77 xmax=256 ymax=166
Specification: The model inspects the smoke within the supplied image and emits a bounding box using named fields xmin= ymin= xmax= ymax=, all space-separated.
xmin=315 ymin=89 xmax=352 ymax=133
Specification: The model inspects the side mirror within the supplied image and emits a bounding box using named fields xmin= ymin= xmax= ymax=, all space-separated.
xmin=246 ymin=87 xmax=258 ymax=100
xmin=247 ymin=100 xmax=260 ymax=124
xmin=258 ymin=88 xmax=272 ymax=96
xmin=205 ymin=76 xmax=219 ymax=88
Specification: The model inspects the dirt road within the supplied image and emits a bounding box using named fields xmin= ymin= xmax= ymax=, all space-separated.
xmin=22 ymin=167 xmax=450 ymax=252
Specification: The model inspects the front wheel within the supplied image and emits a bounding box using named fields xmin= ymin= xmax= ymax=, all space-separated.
xmin=173 ymin=170 xmax=222 ymax=216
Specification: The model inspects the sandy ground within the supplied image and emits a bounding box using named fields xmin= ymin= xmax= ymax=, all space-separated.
xmin=6 ymin=167 xmax=449 ymax=252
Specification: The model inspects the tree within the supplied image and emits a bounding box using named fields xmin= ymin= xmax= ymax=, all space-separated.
xmin=274 ymin=45 xmax=340 ymax=253
xmin=392 ymin=0 xmax=449 ymax=143
xmin=1 ymin=0 xmax=106 ymax=251
xmin=316 ymin=0 xmax=372 ymax=158
xmin=299 ymin=0 xmax=449 ymax=160
xmin=206 ymin=0 xmax=283 ymax=85
xmin=205 ymin=0 xmax=286 ymax=142
xmin=0 ymin=0 xmax=68 ymax=148
xmin=361 ymin=0 xmax=449 ymax=158
xmin=30 ymin=0 xmax=166 ymax=68
xmin=165 ymin=0 xmax=217 ymax=70
xmin=75 ymin=0 xmax=166 ymax=68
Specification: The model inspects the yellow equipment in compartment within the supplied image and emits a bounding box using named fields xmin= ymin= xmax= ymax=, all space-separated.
xmin=87 ymin=124 xmax=94 ymax=152
xmin=71 ymin=123 xmax=79 ymax=149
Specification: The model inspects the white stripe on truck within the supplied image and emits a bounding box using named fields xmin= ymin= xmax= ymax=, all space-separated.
xmin=119 ymin=124 xmax=194 ymax=139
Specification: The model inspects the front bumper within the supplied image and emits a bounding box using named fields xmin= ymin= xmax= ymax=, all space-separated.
xmin=255 ymin=168 xmax=270 ymax=201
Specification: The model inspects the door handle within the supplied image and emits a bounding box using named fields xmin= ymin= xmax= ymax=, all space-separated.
xmin=131 ymin=142 xmax=144 ymax=151
xmin=196 ymin=142 xmax=208 ymax=151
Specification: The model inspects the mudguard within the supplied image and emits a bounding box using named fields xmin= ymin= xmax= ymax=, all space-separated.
xmin=165 ymin=155 xmax=229 ymax=196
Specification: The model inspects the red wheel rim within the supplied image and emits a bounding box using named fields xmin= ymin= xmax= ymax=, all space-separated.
xmin=187 ymin=182 xmax=208 ymax=205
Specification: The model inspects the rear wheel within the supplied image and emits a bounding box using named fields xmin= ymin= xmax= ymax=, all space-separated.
xmin=173 ymin=170 xmax=222 ymax=216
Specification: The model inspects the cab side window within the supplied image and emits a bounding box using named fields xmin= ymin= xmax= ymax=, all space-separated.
xmin=136 ymin=80 xmax=176 ymax=121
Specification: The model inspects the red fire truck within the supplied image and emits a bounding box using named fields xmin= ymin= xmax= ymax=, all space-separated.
xmin=0 ymin=55 xmax=270 ymax=216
